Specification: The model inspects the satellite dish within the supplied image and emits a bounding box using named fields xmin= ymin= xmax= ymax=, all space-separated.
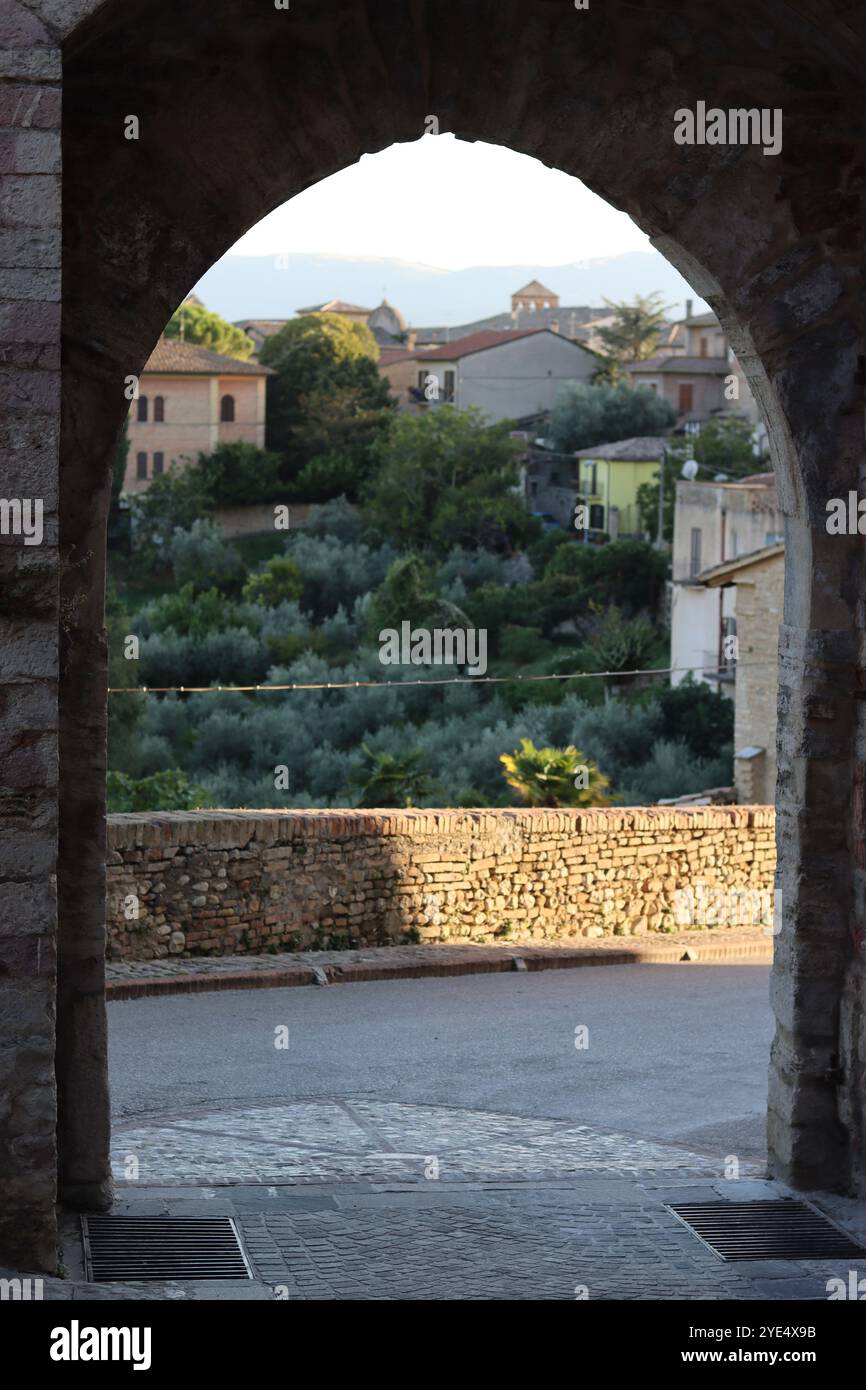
xmin=680 ymin=458 xmax=699 ymax=480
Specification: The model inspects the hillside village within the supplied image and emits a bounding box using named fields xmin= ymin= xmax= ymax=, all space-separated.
xmin=112 ymin=277 xmax=778 ymax=813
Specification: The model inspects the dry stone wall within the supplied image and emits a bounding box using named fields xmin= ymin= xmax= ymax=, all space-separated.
xmin=106 ymin=807 xmax=776 ymax=961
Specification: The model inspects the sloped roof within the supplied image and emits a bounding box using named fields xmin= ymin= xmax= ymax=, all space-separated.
xmin=143 ymin=338 xmax=273 ymax=375
xmin=573 ymin=436 xmax=668 ymax=461
xmin=415 ymin=327 xmax=594 ymax=362
xmin=296 ymin=299 xmax=372 ymax=315
xmin=513 ymin=279 xmax=557 ymax=298
xmin=697 ymin=542 xmax=784 ymax=587
xmin=378 ymin=347 xmax=418 ymax=366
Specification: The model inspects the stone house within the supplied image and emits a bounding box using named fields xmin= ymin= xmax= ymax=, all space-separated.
xmin=670 ymin=474 xmax=784 ymax=690
xmin=697 ymin=543 xmax=785 ymax=803
xmin=124 ymin=338 xmax=274 ymax=493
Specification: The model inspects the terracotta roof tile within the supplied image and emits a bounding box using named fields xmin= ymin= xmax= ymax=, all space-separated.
xmin=143 ymin=337 xmax=273 ymax=375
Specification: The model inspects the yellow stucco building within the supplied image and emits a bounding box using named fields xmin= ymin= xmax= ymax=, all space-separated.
xmin=572 ymin=435 xmax=667 ymax=537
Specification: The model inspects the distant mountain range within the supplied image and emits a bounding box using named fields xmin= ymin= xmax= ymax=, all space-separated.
xmin=191 ymin=251 xmax=708 ymax=328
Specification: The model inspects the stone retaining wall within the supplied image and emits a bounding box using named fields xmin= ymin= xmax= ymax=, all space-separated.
xmin=106 ymin=807 xmax=776 ymax=961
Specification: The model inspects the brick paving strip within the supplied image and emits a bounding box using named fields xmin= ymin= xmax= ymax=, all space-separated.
xmin=106 ymin=927 xmax=771 ymax=1000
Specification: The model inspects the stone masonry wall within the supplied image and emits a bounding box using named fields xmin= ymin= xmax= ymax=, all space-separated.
xmin=0 ymin=5 xmax=62 ymax=1272
xmin=106 ymin=807 xmax=776 ymax=961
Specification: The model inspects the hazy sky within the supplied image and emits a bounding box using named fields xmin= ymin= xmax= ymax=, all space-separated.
xmin=230 ymin=136 xmax=650 ymax=271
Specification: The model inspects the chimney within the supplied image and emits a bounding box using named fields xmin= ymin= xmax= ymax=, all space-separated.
xmin=550 ymin=319 xmax=560 ymax=334
xmin=685 ymin=298 xmax=693 ymax=321
xmin=407 ymin=329 xmax=417 ymax=350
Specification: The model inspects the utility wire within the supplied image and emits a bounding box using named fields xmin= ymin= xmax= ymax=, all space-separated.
xmin=108 ymin=659 xmax=762 ymax=695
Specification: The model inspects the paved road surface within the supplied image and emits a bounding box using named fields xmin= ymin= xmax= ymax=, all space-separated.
xmin=109 ymin=962 xmax=772 ymax=1158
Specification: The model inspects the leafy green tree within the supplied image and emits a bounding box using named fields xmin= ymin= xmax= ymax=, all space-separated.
xmin=596 ymin=292 xmax=672 ymax=364
xmin=127 ymin=465 xmax=215 ymax=574
xmin=260 ymin=313 xmax=394 ymax=497
xmin=667 ymin=414 xmax=765 ymax=475
xmin=366 ymin=553 xmax=470 ymax=637
xmin=350 ymin=743 xmax=437 ymax=808
xmin=579 ymin=605 xmax=659 ymax=696
xmin=142 ymin=582 xmax=240 ymax=639
xmin=165 ymin=301 xmax=255 ymax=359
xmin=654 ymin=673 xmax=734 ymax=760
xmin=499 ymin=738 xmax=614 ymax=807
xmin=194 ymin=440 xmax=284 ymax=506
xmin=545 ymin=539 xmax=668 ymax=616
xmin=636 ymin=416 xmax=766 ymax=542
xmin=549 ymin=381 xmax=675 ymax=453
xmin=363 ymin=406 xmax=534 ymax=554
xmin=242 ymin=555 xmax=304 ymax=607
xmin=168 ymin=518 xmax=246 ymax=593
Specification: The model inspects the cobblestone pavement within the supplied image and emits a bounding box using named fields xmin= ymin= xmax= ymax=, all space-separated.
xmin=105 ymin=929 xmax=772 ymax=999
xmin=111 ymin=1098 xmax=761 ymax=1186
xmin=12 ymin=1099 xmax=863 ymax=1300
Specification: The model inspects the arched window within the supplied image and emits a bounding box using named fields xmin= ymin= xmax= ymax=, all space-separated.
xmin=220 ymin=394 xmax=235 ymax=422
xmin=137 ymin=395 xmax=148 ymax=422
xmin=153 ymin=452 xmax=164 ymax=475
xmin=154 ymin=395 xmax=165 ymax=422
xmin=136 ymin=452 xmax=147 ymax=480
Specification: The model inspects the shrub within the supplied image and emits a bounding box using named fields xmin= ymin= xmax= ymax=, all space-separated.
xmin=139 ymin=627 xmax=272 ymax=688
xmin=194 ymin=440 xmax=284 ymax=506
xmin=654 ymin=673 xmax=734 ymax=760
xmin=306 ymin=495 xmax=363 ymax=543
xmin=499 ymin=737 xmax=614 ymax=807
xmin=140 ymin=582 xmax=240 ymax=639
xmin=168 ymin=519 xmax=247 ymax=593
xmin=127 ymin=467 xmax=214 ymax=575
xmin=350 ymin=743 xmax=438 ymax=808
xmin=498 ymin=625 xmax=551 ymax=665
xmin=107 ymin=768 xmax=212 ymax=812
xmin=286 ymin=533 xmax=393 ymax=620
xmin=545 ymin=539 xmax=668 ymax=616
xmin=242 ymin=555 xmax=304 ymax=607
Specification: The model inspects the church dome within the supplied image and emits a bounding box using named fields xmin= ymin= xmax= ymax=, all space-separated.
xmin=368 ymin=299 xmax=408 ymax=337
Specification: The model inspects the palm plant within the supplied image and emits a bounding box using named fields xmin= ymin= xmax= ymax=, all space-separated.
xmin=500 ymin=738 xmax=615 ymax=808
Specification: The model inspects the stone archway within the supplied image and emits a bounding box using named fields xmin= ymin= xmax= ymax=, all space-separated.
xmin=2 ymin=0 xmax=865 ymax=1270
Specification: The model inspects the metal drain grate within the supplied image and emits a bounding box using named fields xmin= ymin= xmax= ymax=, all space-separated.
xmin=668 ymin=1200 xmax=866 ymax=1262
xmin=82 ymin=1216 xmax=252 ymax=1282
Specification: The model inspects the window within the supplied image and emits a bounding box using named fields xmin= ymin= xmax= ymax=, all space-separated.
xmin=765 ymin=531 xmax=784 ymax=545
xmin=220 ymin=394 xmax=235 ymax=422
xmin=678 ymin=382 xmax=694 ymax=413
xmin=690 ymin=526 xmax=702 ymax=578
xmin=136 ymin=395 xmax=148 ymax=422
xmin=136 ymin=452 xmax=147 ymax=480
xmin=583 ymin=463 xmax=598 ymax=495
xmin=153 ymin=452 xmax=164 ymax=476
xmin=699 ymin=337 xmax=708 ymax=357
xmin=154 ymin=395 xmax=165 ymax=422
xmin=589 ymin=503 xmax=605 ymax=530
xmin=443 ymin=370 xmax=455 ymax=402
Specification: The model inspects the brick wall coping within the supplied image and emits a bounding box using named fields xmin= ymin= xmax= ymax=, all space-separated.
xmin=108 ymin=805 xmax=775 ymax=850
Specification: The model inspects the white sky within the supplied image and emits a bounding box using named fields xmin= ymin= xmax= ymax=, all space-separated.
xmin=229 ymin=136 xmax=650 ymax=270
